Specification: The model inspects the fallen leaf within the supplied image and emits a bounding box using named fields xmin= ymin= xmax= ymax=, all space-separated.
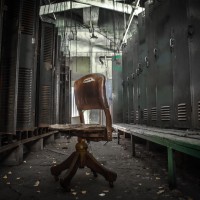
xmin=37 ymin=190 xmax=40 ymax=193
xmin=6 ymin=182 xmax=10 ymax=185
xmin=103 ymin=190 xmax=109 ymax=193
xmin=71 ymin=189 xmax=75 ymax=192
xmin=30 ymin=166 xmax=32 ymax=168
xmin=3 ymin=175 xmax=8 ymax=179
xmin=81 ymin=190 xmax=87 ymax=194
xmin=139 ymin=183 xmax=142 ymax=186
xmin=23 ymin=160 xmax=27 ymax=163
xmin=156 ymin=177 xmax=160 ymax=180
xmin=52 ymin=160 xmax=56 ymax=164
xmin=8 ymin=171 xmax=12 ymax=175
xmin=16 ymin=177 xmax=21 ymax=180
xmin=157 ymin=190 xmax=165 ymax=195
xmin=99 ymin=193 xmax=105 ymax=197
xmin=34 ymin=181 xmax=40 ymax=187
xmin=85 ymin=172 xmax=90 ymax=176
xmin=72 ymin=192 xmax=77 ymax=195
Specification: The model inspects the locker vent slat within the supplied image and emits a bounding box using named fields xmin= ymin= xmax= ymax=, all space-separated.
xmin=144 ymin=109 xmax=148 ymax=121
xmin=39 ymin=85 xmax=51 ymax=126
xmin=17 ymin=68 xmax=33 ymax=129
xmin=21 ymin=0 xmax=35 ymax=35
xmin=44 ymin=26 xmax=54 ymax=64
xmin=151 ymin=107 xmax=157 ymax=121
xmin=130 ymin=110 xmax=134 ymax=123
xmin=161 ymin=105 xmax=170 ymax=121
xmin=136 ymin=110 xmax=139 ymax=121
xmin=178 ymin=103 xmax=187 ymax=121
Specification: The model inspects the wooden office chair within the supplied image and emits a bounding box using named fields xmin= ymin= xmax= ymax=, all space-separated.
xmin=50 ymin=73 xmax=117 ymax=191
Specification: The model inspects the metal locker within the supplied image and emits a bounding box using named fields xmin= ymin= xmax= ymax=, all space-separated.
xmin=0 ymin=0 xmax=4 ymax=60
xmin=37 ymin=22 xmax=55 ymax=127
xmin=132 ymin=32 xmax=139 ymax=124
xmin=155 ymin=0 xmax=174 ymax=128
xmin=59 ymin=53 xmax=65 ymax=124
xmin=17 ymin=0 xmax=39 ymax=131
xmin=64 ymin=67 xmax=71 ymax=124
xmin=122 ymin=47 xmax=129 ymax=123
xmin=59 ymin=54 xmax=71 ymax=124
xmin=112 ymin=55 xmax=123 ymax=123
xmin=171 ymin=0 xmax=191 ymax=129
xmin=127 ymin=37 xmax=134 ymax=124
xmin=0 ymin=0 xmax=21 ymax=134
xmin=188 ymin=0 xmax=200 ymax=129
xmin=52 ymin=31 xmax=61 ymax=124
xmin=137 ymin=11 xmax=148 ymax=125
xmin=145 ymin=0 xmax=158 ymax=126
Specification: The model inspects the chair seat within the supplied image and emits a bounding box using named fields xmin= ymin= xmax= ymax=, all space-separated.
xmin=49 ymin=124 xmax=107 ymax=141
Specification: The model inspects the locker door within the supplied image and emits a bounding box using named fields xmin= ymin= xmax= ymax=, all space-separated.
xmin=138 ymin=11 xmax=148 ymax=125
xmin=155 ymin=0 xmax=173 ymax=128
xmin=52 ymin=33 xmax=61 ymax=124
xmin=145 ymin=1 xmax=157 ymax=126
xmin=112 ymin=55 xmax=123 ymax=123
xmin=59 ymin=55 xmax=71 ymax=124
xmin=17 ymin=0 xmax=39 ymax=131
xmin=37 ymin=22 xmax=55 ymax=127
xmin=0 ymin=0 xmax=4 ymax=60
xmin=64 ymin=67 xmax=71 ymax=124
xmin=127 ymin=38 xmax=134 ymax=124
xmin=172 ymin=0 xmax=191 ymax=129
xmin=188 ymin=0 xmax=200 ymax=129
xmin=0 ymin=0 xmax=21 ymax=134
xmin=132 ymin=33 xmax=139 ymax=124
xmin=59 ymin=53 xmax=65 ymax=124
xmin=122 ymin=48 xmax=128 ymax=123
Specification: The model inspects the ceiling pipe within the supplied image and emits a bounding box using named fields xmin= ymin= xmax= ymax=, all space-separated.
xmin=119 ymin=0 xmax=140 ymax=50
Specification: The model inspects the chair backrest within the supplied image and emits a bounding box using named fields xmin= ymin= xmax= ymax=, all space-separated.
xmin=74 ymin=73 xmax=112 ymax=140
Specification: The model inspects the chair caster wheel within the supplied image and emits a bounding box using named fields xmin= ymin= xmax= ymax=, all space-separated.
xmin=54 ymin=176 xmax=59 ymax=182
xmin=109 ymin=182 xmax=114 ymax=188
xmin=60 ymin=179 xmax=71 ymax=192
xmin=93 ymin=172 xmax=98 ymax=177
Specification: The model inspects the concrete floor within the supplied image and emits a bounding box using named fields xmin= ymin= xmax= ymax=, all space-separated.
xmin=0 ymin=135 xmax=200 ymax=200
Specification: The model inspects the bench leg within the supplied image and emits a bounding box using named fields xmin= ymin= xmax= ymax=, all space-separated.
xmin=131 ymin=135 xmax=136 ymax=157
xmin=167 ymin=147 xmax=176 ymax=189
xmin=117 ymin=130 xmax=120 ymax=145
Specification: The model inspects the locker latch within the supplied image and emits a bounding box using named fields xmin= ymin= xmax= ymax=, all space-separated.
xmin=153 ymin=48 xmax=158 ymax=59
xmin=169 ymin=38 xmax=175 ymax=50
xmin=145 ymin=56 xmax=149 ymax=68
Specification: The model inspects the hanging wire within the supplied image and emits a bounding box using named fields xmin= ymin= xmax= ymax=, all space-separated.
xmin=112 ymin=0 xmax=116 ymax=56
xmin=75 ymin=17 xmax=78 ymax=72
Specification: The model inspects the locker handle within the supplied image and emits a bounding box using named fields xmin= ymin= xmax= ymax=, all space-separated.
xmin=145 ymin=56 xmax=149 ymax=68
xmin=138 ymin=63 xmax=143 ymax=74
xmin=169 ymin=38 xmax=175 ymax=48
xmin=131 ymin=73 xmax=135 ymax=79
xmin=153 ymin=48 xmax=158 ymax=58
xmin=136 ymin=69 xmax=140 ymax=76
xmin=188 ymin=25 xmax=194 ymax=38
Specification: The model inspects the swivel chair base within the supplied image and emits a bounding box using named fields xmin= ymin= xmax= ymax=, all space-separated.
xmin=50 ymin=139 xmax=117 ymax=191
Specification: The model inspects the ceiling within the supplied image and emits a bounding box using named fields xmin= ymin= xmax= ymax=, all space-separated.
xmin=39 ymin=0 xmax=146 ymax=53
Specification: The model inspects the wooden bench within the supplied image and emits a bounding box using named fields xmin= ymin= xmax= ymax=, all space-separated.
xmin=113 ymin=123 xmax=200 ymax=189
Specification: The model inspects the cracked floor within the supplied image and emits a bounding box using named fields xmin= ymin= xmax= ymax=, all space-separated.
xmin=0 ymin=135 xmax=200 ymax=200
